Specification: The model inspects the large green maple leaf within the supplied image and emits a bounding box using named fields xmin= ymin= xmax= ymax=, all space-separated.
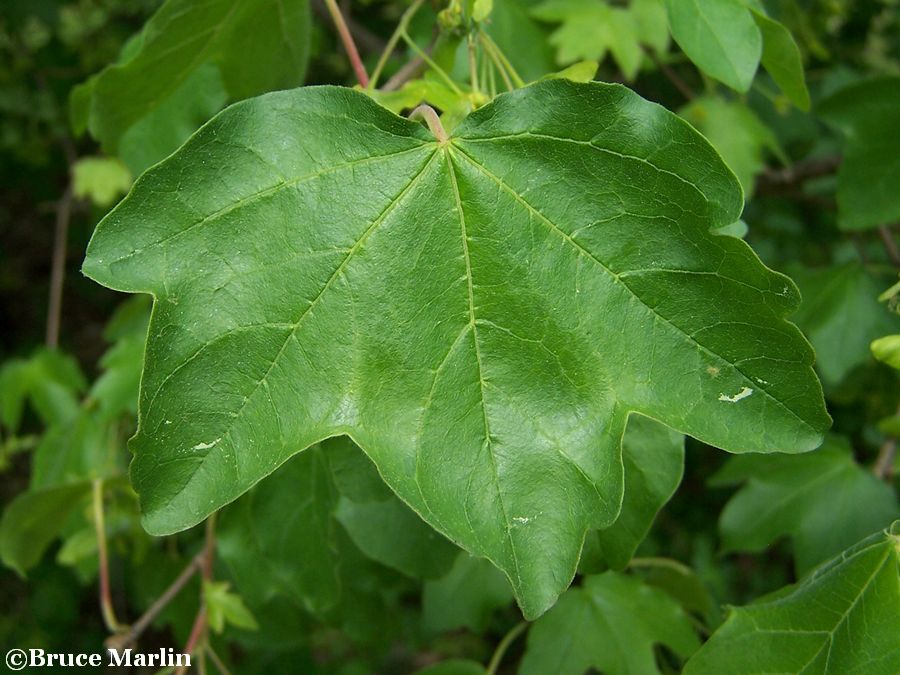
xmin=83 ymin=81 xmax=829 ymax=618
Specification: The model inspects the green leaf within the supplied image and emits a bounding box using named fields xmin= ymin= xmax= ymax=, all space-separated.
xmin=664 ymin=0 xmax=761 ymax=92
xmin=540 ymin=60 xmax=599 ymax=84
xmin=203 ymin=580 xmax=259 ymax=633
xmin=336 ymin=494 xmax=459 ymax=580
xmin=520 ymin=572 xmax=701 ymax=675
xmin=789 ymin=263 xmax=900 ymax=385
xmin=583 ymin=415 xmax=684 ymax=570
xmin=711 ymin=437 xmax=899 ymax=574
xmin=0 ymin=349 xmax=85 ymax=430
xmin=72 ymin=156 xmax=132 ymax=207
xmin=683 ymin=523 xmax=900 ymax=675
xmin=630 ymin=557 xmax=720 ymax=627
xmin=632 ymin=0 xmax=669 ymax=55
xmin=680 ymin=96 xmax=780 ymax=196
xmin=818 ymin=77 xmax=900 ymax=231
xmin=532 ymin=0 xmax=643 ymax=79
xmin=713 ymin=219 xmax=749 ymax=239
xmin=83 ymin=81 xmax=829 ymax=618
xmin=415 ymin=660 xmax=486 ymax=675
xmin=325 ymin=435 xmax=392 ymax=503
xmin=71 ymin=0 xmax=310 ymax=154
xmin=30 ymin=411 xmax=113 ymax=489
xmin=751 ymin=10 xmax=810 ymax=111
xmin=473 ymin=0 xmax=494 ymax=22
xmin=423 ymin=553 xmax=513 ymax=633
xmin=872 ymin=335 xmax=900 ymax=370
xmin=487 ymin=0 xmax=557 ymax=82
xmin=117 ymin=63 xmax=228 ymax=175
xmin=218 ymin=447 xmax=341 ymax=614
xmin=0 ymin=481 xmax=92 ymax=575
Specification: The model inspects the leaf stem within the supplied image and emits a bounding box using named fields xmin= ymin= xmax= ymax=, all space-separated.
xmin=206 ymin=642 xmax=233 ymax=675
xmin=105 ymin=553 xmax=205 ymax=652
xmin=468 ymin=34 xmax=480 ymax=94
xmin=401 ymin=31 xmax=463 ymax=94
xmin=485 ymin=621 xmax=528 ymax=675
xmin=368 ymin=0 xmax=426 ymax=90
xmin=93 ymin=478 xmax=124 ymax=634
xmin=409 ymin=105 xmax=448 ymax=143
xmin=480 ymin=33 xmax=513 ymax=91
xmin=174 ymin=514 xmax=217 ymax=675
xmin=628 ymin=556 xmax=693 ymax=575
xmin=323 ymin=0 xmax=369 ymax=87
xmin=479 ymin=32 xmax=524 ymax=88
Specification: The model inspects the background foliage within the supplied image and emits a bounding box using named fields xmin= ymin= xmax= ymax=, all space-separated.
xmin=1 ymin=0 xmax=898 ymax=673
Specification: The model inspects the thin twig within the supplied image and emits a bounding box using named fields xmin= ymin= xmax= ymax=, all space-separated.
xmin=756 ymin=155 xmax=841 ymax=194
xmin=874 ymin=438 xmax=896 ymax=480
xmin=485 ymin=621 xmax=528 ymax=675
xmin=877 ymin=225 xmax=900 ymax=267
xmin=323 ymin=0 xmax=369 ymax=87
xmin=45 ymin=184 xmax=73 ymax=349
xmin=174 ymin=515 xmax=217 ymax=675
xmin=310 ymin=0 xmax=385 ymax=53
xmin=381 ymin=33 xmax=437 ymax=92
xmin=206 ymin=643 xmax=233 ymax=675
xmin=106 ymin=553 xmax=205 ymax=652
xmin=369 ymin=0 xmax=426 ymax=89
xmin=645 ymin=47 xmax=695 ymax=100
xmin=93 ymin=479 xmax=124 ymax=634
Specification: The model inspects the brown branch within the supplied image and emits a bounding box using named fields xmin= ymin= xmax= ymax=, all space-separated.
xmin=174 ymin=515 xmax=217 ymax=675
xmin=381 ymin=32 xmax=437 ymax=92
xmin=645 ymin=47 xmax=695 ymax=100
xmin=323 ymin=0 xmax=369 ymax=87
xmin=878 ymin=225 xmax=900 ymax=267
xmin=875 ymin=438 xmax=896 ymax=481
xmin=757 ymin=155 xmax=841 ymax=194
xmin=45 ymin=183 xmax=73 ymax=349
xmin=311 ymin=0 xmax=385 ymax=53
xmin=105 ymin=553 xmax=205 ymax=652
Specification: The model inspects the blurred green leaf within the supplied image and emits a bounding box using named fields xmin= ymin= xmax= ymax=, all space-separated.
xmin=415 ymin=660 xmax=486 ymax=675
xmin=818 ymin=77 xmax=900 ymax=231
xmin=751 ymin=10 xmax=810 ymax=110
xmin=218 ymin=448 xmax=341 ymax=615
xmin=520 ymin=572 xmax=700 ymax=675
xmin=72 ymin=156 xmax=132 ymax=207
xmin=872 ymin=335 xmax=900 ymax=370
xmin=582 ymin=415 xmax=684 ymax=571
xmin=0 ymin=481 xmax=92 ymax=575
xmin=789 ymin=263 xmax=900 ymax=386
xmin=203 ymin=580 xmax=259 ymax=633
xmin=423 ymin=553 xmax=513 ymax=633
xmin=336 ymin=495 xmax=458 ymax=580
xmin=711 ymin=437 xmax=899 ymax=574
xmin=487 ymin=0 xmax=557 ymax=82
xmin=664 ymin=0 xmax=761 ymax=92
xmin=532 ymin=0 xmax=642 ymax=79
xmin=71 ymin=0 xmax=310 ymax=153
xmin=680 ymin=96 xmax=781 ymax=195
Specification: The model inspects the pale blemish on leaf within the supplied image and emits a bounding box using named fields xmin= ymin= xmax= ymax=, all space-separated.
xmin=192 ymin=438 xmax=222 ymax=451
xmin=718 ymin=387 xmax=754 ymax=403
